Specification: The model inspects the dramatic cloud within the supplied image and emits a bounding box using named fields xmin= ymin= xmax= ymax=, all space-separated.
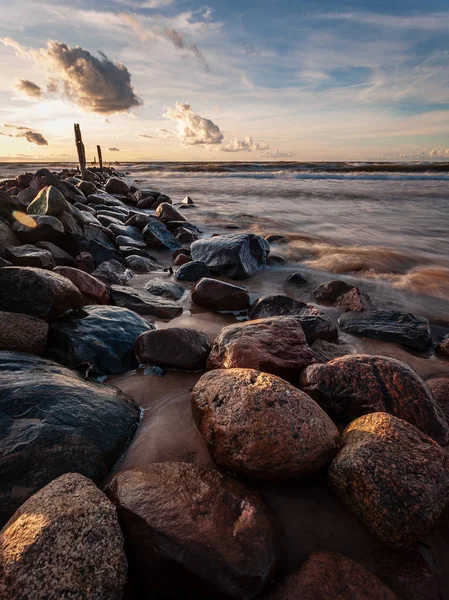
xmin=2 ymin=38 xmax=142 ymax=114
xmin=221 ymin=136 xmax=270 ymax=152
xmin=164 ymin=103 xmax=223 ymax=145
xmin=13 ymin=79 xmax=42 ymax=99
xmin=0 ymin=124 xmax=48 ymax=146
xmin=163 ymin=28 xmax=209 ymax=72
xmin=108 ymin=147 xmax=120 ymax=151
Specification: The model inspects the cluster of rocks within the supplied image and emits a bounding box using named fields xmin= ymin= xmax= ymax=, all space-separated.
xmin=1 ymin=167 xmax=449 ymax=599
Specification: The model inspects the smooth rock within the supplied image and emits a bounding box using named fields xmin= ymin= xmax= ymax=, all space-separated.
xmin=286 ymin=272 xmax=307 ymax=286
xmin=106 ymin=463 xmax=278 ymax=599
xmin=0 ymin=219 xmax=20 ymax=258
xmin=0 ymin=266 xmax=82 ymax=321
xmin=173 ymin=253 xmax=191 ymax=267
xmin=36 ymin=241 xmax=76 ymax=267
xmin=92 ymin=260 xmax=131 ymax=285
xmin=174 ymin=226 xmax=197 ymax=244
xmin=144 ymin=278 xmax=185 ymax=300
xmin=338 ymin=310 xmax=432 ymax=352
xmin=155 ymin=202 xmax=187 ymax=223
xmin=125 ymin=213 xmax=152 ymax=229
xmin=428 ymin=378 xmax=449 ymax=423
xmin=137 ymin=196 xmax=155 ymax=208
xmin=0 ymin=311 xmax=48 ymax=354
xmin=115 ymin=235 xmax=147 ymax=248
xmin=142 ymin=220 xmax=180 ymax=250
xmin=75 ymin=224 xmax=121 ymax=266
xmin=329 ymin=412 xmax=449 ymax=548
xmin=4 ymin=244 xmax=56 ymax=269
xmin=136 ymin=328 xmax=211 ymax=370
xmin=300 ymin=354 xmax=449 ymax=444
xmin=12 ymin=215 xmax=65 ymax=246
xmin=77 ymin=180 xmax=97 ymax=196
xmin=436 ymin=334 xmax=449 ymax=357
xmin=119 ymin=245 xmax=159 ymax=260
xmin=175 ymin=261 xmax=210 ymax=282
xmin=192 ymin=368 xmax=340 ymax=479
xmin=312 ymin=280 xmax=353 ymax=303
xmin=192 ymin=277 xmax=250 ymax=311
xmin=53 ymin=266 xmax=110 ymax=305
xmin=75 ymin=251 xmax=95 ymax=273
xmin=46 ymin=305 xmax=153 ymax=375
xmin=0 ymin=473 xmax=127 ymax=600
xmin=124 ymin=255 xmax=160 ymax=273
xmin=27 ymin=185 xmax=70 ymax=217
xmin=110 ymin=285 xmax=182 ymax=320
xmin=105 ymin=177 xmax=130 ymax=195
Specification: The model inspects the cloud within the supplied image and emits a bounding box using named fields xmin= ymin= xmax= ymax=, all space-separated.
xmin=112 ymin=0 xmax=173 ymax=8
xmin=262 ymin=149 xmax=295 ymax=159
xmin=221 ymin=136 xmax=270 ymax=152
xmin=164 ymin=103 xmax=223 ymax=145
xmin=13 ymin=79 xmax=42 ymax=99
xmin=0 ymin=124 xmax=48 ymax=146
xmin=320 ymin=11 xmax=449 ymax=31
xmin=46 ymin=78 xmax=59 ymax=93
xmin=108 ymin=147 xmax=120 ymax=151
xmin=138 ymin=134 xmax=154 ymax=139
xmin=163 ymin=28 xmax=209 ymax=72
xmin=429 ymin=148 xmax=449 ymax=158
xmin=2 ymin=38 xmax=142 ymax=114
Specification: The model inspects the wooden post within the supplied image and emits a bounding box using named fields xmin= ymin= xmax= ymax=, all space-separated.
xmin=74 ymin=124 xmax=87 ymax=180
xmin=97 ymin=145 xmax=103 ymax=173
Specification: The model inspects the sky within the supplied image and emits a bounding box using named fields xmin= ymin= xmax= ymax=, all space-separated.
xmin=0 ymin=0 xmax=448 ymax=162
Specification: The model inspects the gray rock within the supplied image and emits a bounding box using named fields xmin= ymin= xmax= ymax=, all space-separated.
xmin=4 ymin=244 xmax=56 ymax=269
xmin=144 ymin=278 xmax=185 ymax=301
xmin=110 ymin=285 xmax=183 ymax=320
xmin=175 ymin=261 xmax=210 ymax=282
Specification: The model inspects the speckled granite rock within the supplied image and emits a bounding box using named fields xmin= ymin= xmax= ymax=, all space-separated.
xmin=136 ymin=327 xmax=212 ymax=370
xmin=0 ymin=311 xmax=48 ymax=354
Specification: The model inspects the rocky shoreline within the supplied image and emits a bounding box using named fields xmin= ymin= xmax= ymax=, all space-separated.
xmin=0 ymin=166 xmax=449 ymax=599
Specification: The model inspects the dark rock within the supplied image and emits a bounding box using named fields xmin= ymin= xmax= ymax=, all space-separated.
xmin=36 ymin=241 xmax=76 ymax=267
xmin=192 ymin=277 xmax=249 ymax=311
xmin=124 ymin=255 xmax=160 ymax=273
xmin=110 ymin=285 xmax=182 ymax=320
xmin=157 ymin=193 xmax=171 ymax=204
xmin=312 ymin=280 xmax=353 ymax=303
xmin=0 ymin=266 xmax=82 ymax=321
xmin=115 ymin=235 xmax=147 ymax=248
xmin=336 ymin=287 xmax=375 ymax=311
xmin=77 ymin=180 xmax=97 ymax=196
xmin=106 ymin=463 xmax=278 ymax=600
xmin=0 ymin=351 xmax=140 ymax=524
xmin=98 ymin=214 xmax=124 ymax=227
xmin=173 ymin=248 xmax=191 ymax=260
xmin=427 ymin=378 xmax=449 ymax=423
xmin=144 ymin=279 xmax=185 ymax=300
xmin=137 ymin=196 xmax=155 ymax=209
xmin=75 ymin=224 xmax=122 ymax=266
xmin=87 ymin=192 xmax=127 ymax=208
xmin=14 ymin=187 xmax=37 ymax=210
xmin=207 ymin=316 xmax=315 ymax=383
xmin=265 ymin=234 xmax=288 ymax=244
xmin=12 ymin=215 xmax=65 ymax=246
xmin=142 ymin=220 xmax=180 ymax=250
xmin=0 ymin=257 xmax=12 ymax=267
xmin=125 ymin=213 xmax=152 ymax=229
xmin=155 ymin=202 xmax=187 ymax=223
xmin=182 ymin=196 xmax=194 ymax=205
xmin=0 ymin=473 xmax=127 ymax=600
xmin=105 ymin=177 xmax=130 ymax=195
xmin=174 ymin=226 xmax=198 ymax=244
xmin=309 ymin=339 xmax=356 ymax=363
xmin=176 ymin=261 xmax=210 ymax=282
xmin=53 ymin=266 xmax=110 ymax=305
xmin=266 ymin=255 xmax=285 ymax=266
xmin=136 ymin=328 xmax=211 ymax=370
xmin=46 ymin=305 xmax=152 ymax=375
xmin=4 ymin=244 xmax=56 ymax=269
xmin=0 ymin=191 xmax=17 ymax=224
xmin=0 ymin=219 xmax=20 ymax=258
xmin=27 ymin=185 xmax=70 ymax=217
xmin=192 ymin=368 xmax=340 ymax=479
xmin=329 ymin=412 xmax=449 ymax=548
xmin=300 ymin=354 xmax=449 ymax=444
xmin=249 ymin=295 xmax=337 ymax=344
xmin=119 ymin=245 xmax=159 ymax=260
xmin=92 ymin=260 xmax=131 ymax=285
xmin=109 ymin=223 xmax=143 ymax=240
xmin=338 ymin=309 xmax=432 ymax=351
xmin=0 ymin=311 xmax=48 ymax=354
xmin=15 ymin=173 xmax=33 ymax=188
xmin=286 ymin=272 xmax=307 ymax=286
xmin=173 ymin=253 xmax=191 ymax=267
xmin=436 ymin=334 xmax=449 ymax=357
xmin=190 ymin=233 xmax=269 ymax=279
xmin=29 ymin=168 xmax=83 ymax=203
xmin=135 ymin=188 xmax=161 ymax=202
xmin=75 ymin=251 xmax=95 ymax=273
xmin=97 ymin=209 xmax=128 ymax=222
xmin=74 ymin=202 xmax=96 ymax=215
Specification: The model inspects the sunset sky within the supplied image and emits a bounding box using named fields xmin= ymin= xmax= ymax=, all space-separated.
xmin=0 ymin=0 xmax=448 ymax=162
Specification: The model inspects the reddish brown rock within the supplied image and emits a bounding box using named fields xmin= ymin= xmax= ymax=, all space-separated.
xmin=192 ymin=368 xmax=340 ymax=479
xmin=0 ymin=473 xmax=127 ymax=600
xmin=192 ymin=277 xmax=250 ymax=311
xmin=106 ymin=463 xmax=278 ymax=600
xmin=267 ymin=552 xmax=397 ymax=600
xmin=427 ymin=377 xmax=449 ymax=423
xmin=173 ymin=253 xmax=191 ymax=266
xmin=207 ymin=316 xmax=315 ymax=383
xmin=0 ymin=311 xmax=48 ymax=354
xmin=53 ymin=266 xmax=110 ymax=305
xmin=336 ymin=287 xmax=375 ymax=311
xmin=436 ymin=334 xmax=449 ymax=357
xmin=136 ymin=327 xmax=211 ymax=370
xmin=312 ymin=280 xmax=353 ymax=303
xmin=300 ymin=354 xmax=449 ymax=444
xmin=329 ymin=413 xmax=449 ymax=548
xmin=155 ymin=202 xmax=186 ymax=223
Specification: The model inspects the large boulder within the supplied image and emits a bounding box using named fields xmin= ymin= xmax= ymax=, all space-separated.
xmin=0 ymin=352 xmax=140 ymax=524
xmin=92 ymin=260 xmax=131 ymax=286
xmin=105 ymin=177 xmax=129 ymax=195
xmin=27 ymin=185 xmax=70 ymax=217
xmin=0 ymin=219 xmax=20 ymax=258
xmin=268 ymin=552 xmax=397 ymax=600
xmin=338 ymin=310 xmax=432 ymax=352
xmin=329 ymin=412 xmax=449 ymax=548
xmin=191 ymin=369 xmax=340 ymax=479
xmin=300 ymin=354 xmax=449 ymax=444
xmin=74 ymin=224 xmax=121 ymax=266
xmin=4 ymin=244 xmax=56 ymax=269
xmin=136 ymin=328 xmax=211 ymax=370
xmin=110 ymin=285 xmax=183 ymax=320
xmin=0 ymin=473 xmax=127 ymax=599
xmin=427 ymin=378 xmax=449 ymax=422
xmin=142 ymin=220 xmax=180 ymax=250
xmin=106 ymin=463 xmax=278 ymax=599
xmin=36 ymin=241 xmax=76 ymax=267
xmin=0 ymin=311 xmax=48 ymax=354
xmin=12 ymin=214 xmax=65 ymax=246
xmin=0 ymin=267 xmax=82 ymax=321
xmin=144 ymin=278 xmax=185 ymax=300
xmin=175 ymin=260 xmax=210 ymax=282
xmin=249 ymin=295 xmax=337 ymax=343
xmin=123 ymin=254 xmax=160 ymax=273
xmin=207 ymin=316 xmax=315 ymax=383
xmin=46 ymin=305 xmax=152 ymax=375
xmin=155 ymin=202 xmax=187 ymax=223
xmin=190 ymin=233 xmax=270 ymax=279
xmin=53 ymin=266 xmax=110 ymax=305
xmin=192 ymin=277 xmax=250 ymax=311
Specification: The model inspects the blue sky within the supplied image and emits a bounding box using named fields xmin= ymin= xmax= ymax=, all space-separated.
xmin=0 ymin=0 xmax=448 ymax=161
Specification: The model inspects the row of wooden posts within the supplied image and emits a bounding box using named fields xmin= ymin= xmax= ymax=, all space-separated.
xmin=74 ymin=123 xmax=103 ymax=179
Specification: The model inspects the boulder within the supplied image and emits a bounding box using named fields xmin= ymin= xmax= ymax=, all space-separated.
xmin=87 ymin=192 xmax=127 ymax=208
xmin=0 ymin=311 xmax=48 ymax=354
xmin=427 ymin=378 xmax=449 ymax=422
xmin=142 ymin=220 xmax=180 ymax=250
xmin=286 ymin=272 xmax=307 ymax=286
xmin=105 ymin=177 xmax=130 ymax=195
xmin=36 ymin=241 xmax=76 ymax=267
xmin=300 ymin=354 xmax=449 ymax=444
xmin=190 ymin=233 xmax=270 ymax=279
xmin=312 ymin=280 xmax=353 ymax=303
xmin=268 ymin=552 xmax=397 ymax=600
xmin=136 ymin=188 xmax=161 ymax=202
xmin=144 ymin=278 xmax=185 ymax=301
xmin=12 ymin=214 xmax=65 ymax=246
xmin=336 ymin=287 xmax=375 ymax=311
xmin=125 ymin=213 xmax=152 ymax=229
xmin=329 ymin=412 xmax=449 ymax=548
xmin=0 ymin=473 xmax=127 ymax=600
xmin=75 ymin=251 xmax=95 ymax=273
xmin=115 ymin=235 xmax=147 ymax=247
xmin=27 ymin=185 xmax=70 ymax=217
xmin=174 ymin=226 xmax=198 ymax=244
xmin=0 ymin=351 xmax=140 ymax=523
xmin=53 ymin=266 xmax=110 ymax=305
xmin=137 ymin=196 xmax=155 ymax=208
xmin=192 ymin=277 xmax=250 ymax=311
xmin=208 ymin=316 xmax=315 ymax=383
xmin=97 ymin=210 xmax=128 ymax=222
xmin=106 ymin=463 xmax=278 ymax=599
xmin=75 ymin=224 xmax=122 ymax=266
xmin=29 ymin=168 xmax=83 ymax=203
xmin=110 ymin=285 xmax=183 ymax=320
xmin=77 ymin=180 xmax=97 ymax=196
xmin=124 ymin=255 xmax=160 ymax=273
xmin=338 ymin=310 xmax=432 ymax=352
xmin=175 ymin=261 xmax=210 ymax=282
xmin=92 ymin=260 xmax=131 ymax=285
xmin=98 ymin=214 xmax=124 ymax=227
xmin=249 ymin=295 xmax=337 ymax=344
xmin=173 ymin=253 xmax=191 ymax=267
xmin=0 ymin=219 xmax=20 ymax=258
xmin=46 ymin=305 xmax=152 ymax=375
xmin=155 ymin=202 xmax=187 ymax=223
xmin=0 ymin=267 xmax=82 ymax=321
xmin=436 ymin=334 xmax=449 ymax=357
xmin=136 ymin=328 xmax=211 ymax=370
xmin=4 ymin=244 xmax=56 ymax=269
xmin=192 ymin=368 xmax=340 ymax=479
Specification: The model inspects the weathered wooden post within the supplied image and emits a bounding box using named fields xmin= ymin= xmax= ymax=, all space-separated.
xmin=97 ymin=145 xmax=103 ymax=173
xmin=74 ymin=124 xmax=87 ymax=180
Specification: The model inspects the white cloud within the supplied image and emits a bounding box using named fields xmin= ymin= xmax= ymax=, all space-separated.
xmin=164 ymin=102 xmax=223 ymax=145
xmin=221 ymin=136 xmax=269 ymax=152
